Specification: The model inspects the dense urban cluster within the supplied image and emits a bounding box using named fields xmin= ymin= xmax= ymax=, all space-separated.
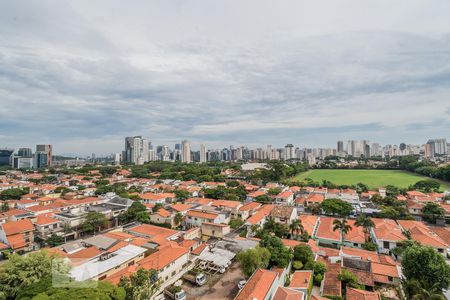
xmin=0 ymin=154 xmax=449 ymax=300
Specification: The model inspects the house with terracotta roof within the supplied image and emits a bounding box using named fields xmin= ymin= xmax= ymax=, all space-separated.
xmin=303 ymin=193 xmax=325 ymax=208
xmin=370 ymin=218 xmax=406 ymax=254
xmin=201 ymin=222 xmax=231 ymax=239
xmin=33 ymin=215 xmax=63 ymax=240
xmin=289 ymin=270 xmax=313 ymax=296
xmin=150 ymin=208 xmax=175 ymax=227
xmin=313 ymin=217 xmax=341 ymax=248
xmin=125 ymin=224 xmax=181 ymax=248
xmin=346 ymin=287 xmax=381 ymax=300
xmin=274 ymin=190 xmax=294 ymax=205
xmin=139 ymin=192 xmax=176 ymax=204
xmin=234 ymin=269 xmax=280 ymax=300
xmin=343 ymin=219 xmax=366 ymax=248
xmin=169 ymin=203 xmax=194 ymax=215
xmin=184 ymin=209 xmax=223 ymax=228
xmin=246 ymin=190 xmax=267 ymax=202
xmin=298 ymin=215 xmax=319 ymax=237
xmin=237 ymin=202 xmax=262 ymax=220
xmin=134 ymin=242 xmax=189 ymax=283
xmin=245 ymin=204 xmax=275 ymax=228
xmin=273 ymin=286 xmax=305 ymax=300
xmin=0 ymin=219 xmax=34 ymax=253
xmin=270 ymin=206 xmax=297 ymax=225
xmin=398 ymin=220 xmax=448 ymax=256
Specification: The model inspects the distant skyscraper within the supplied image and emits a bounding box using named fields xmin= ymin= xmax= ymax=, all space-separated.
xmin=34 ymin=151 xmax=49 ymax=169
xmin=427 ymin=139 xmax=447 ymax=155
xmin=181 ymin=140 xmax=191 ymax=163
xmin=284 ymin=144 xmax=294 ymax=160
xmin=18 ymin=148 xmax=32 ymax=158
xmin=200 ymin=144 xmax=206 ymax=163
xmin=36 ymin=145 xmax=52 ymax=166
xmin=0 ymin=148 xmax=14 ymax=166
xmin=337 ymin=141 xmax=344 ymax=153
xmin=124 ymin=136 xmax=149 ymax=165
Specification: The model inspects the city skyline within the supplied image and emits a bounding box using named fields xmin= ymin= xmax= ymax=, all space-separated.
xmin=1 ymin=1 xmax=450 ymax=155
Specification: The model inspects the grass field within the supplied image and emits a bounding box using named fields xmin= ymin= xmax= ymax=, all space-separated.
xmin=290 ymin=169 xmax=450 ymax=190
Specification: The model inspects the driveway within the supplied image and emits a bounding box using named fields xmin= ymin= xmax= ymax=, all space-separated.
xmin=184 ymin=262 xmax=244 ymax=300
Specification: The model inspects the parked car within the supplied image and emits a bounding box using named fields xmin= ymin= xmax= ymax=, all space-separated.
xmin=238 ymin=280 xmax=247 ymax=289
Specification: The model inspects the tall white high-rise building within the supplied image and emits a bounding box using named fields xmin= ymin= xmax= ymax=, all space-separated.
xmin=181 ymin=140 xmax=191 ymax=163
xmin=200 ymin=144 xmax=206 ymax=163
xmin=284 ymin=144 xmax=294 ymax=160
xmin=124 ymin=136 xmax=149 ymax=165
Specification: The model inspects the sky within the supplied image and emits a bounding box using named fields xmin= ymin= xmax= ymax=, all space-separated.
xmin=1 ymin=0 xmax=450 ymax=156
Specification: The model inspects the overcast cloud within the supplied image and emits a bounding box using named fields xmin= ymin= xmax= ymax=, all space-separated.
xmin=1 ymin=0 xmax=450 ymax=155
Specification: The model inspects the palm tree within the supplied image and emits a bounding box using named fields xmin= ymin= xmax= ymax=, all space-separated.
xmin=289 ymin=219 xmax=304 ymax=239
xmin=174 ymin=212 xmax=183 ymax=228
xmin=333 ymin=219 xmax=351 ymax=244
xmin=354 ymin=214 xmax=375 ymax=243
xmin=403 ymin=279 xmax=446 ymax=300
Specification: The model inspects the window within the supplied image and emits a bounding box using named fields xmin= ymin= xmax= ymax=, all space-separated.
xmin=383 ymin=241 xmax=390 ymax=249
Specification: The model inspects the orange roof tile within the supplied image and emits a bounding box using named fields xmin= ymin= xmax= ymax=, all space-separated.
xmin=235 ymin=269 xmax=278 ymax=300
xmin=371 ymin=262 xmax=399 ymax=278
xmin=346 ymin=288 xmax=381 ymax=300
xmin=7 ymin=234 xmax=27 ymax=249
xmin=186 ymin=210 xmax=218 ymax=220
xmin=2 ymin=219 xmax=33 ymax=235
xmin=273 ymin=287 xmax=304 ymax=300
xmin=238 ymin=202 xmax=262 ymax=211
xmin=138 ymin=242 xmax=188 ymax=271
xmin=315 ymin=217 xmax=341 ymax=242
xmin=289 ymin=270 xmax=313 ymax=289
xmin=35 ymin=215 xmax=59 ymax=225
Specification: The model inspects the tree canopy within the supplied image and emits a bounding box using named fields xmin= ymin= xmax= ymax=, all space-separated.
xmin=320 ymin=198 xmax=353 ymax=217
xmin=237 ymin=246 xmax=271 ymax=277
xmin=402 ymin=244 xmax=450 ymax=291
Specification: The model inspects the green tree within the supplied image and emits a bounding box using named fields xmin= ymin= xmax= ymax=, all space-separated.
xmin=259 ymin=236 xmax=293 ymax=268
xmin=412 ymin=180 xmax=440 ymax=192
xmin=255 ymin=194 xmax=271 ymax=204
xmin=378 ymin=206 xmax=400 ymax=220
xmin=174 ymin=212 xmax=183 ymax=228
xmin=354 ymin=214 xmax=374 ymax=243
xmin=422 ymin=202 xmax=445 ymax=223
xmin=293 ymin=244 xmax=314 ymax=265
xmin=0 ymin=251 xmax=69 ymax=299
xmin=119 ymin=268 xmax=159 ymax=300
xmin=45 ymin=234 xmax=64 ymax=247
xmin=402 ymin=244 xmax=450 ymax=291
xmin=392 ymin=240 xmax=420 ymax=257
xmin=320 ymin=199 xmax=353 ymax=217
xmin=237 ymin=246 xmax=271 ymax=277
xmin=337 ymin=269 xmax=363 ymax=290
xmin=229 ymin=218 xmax=244 ymax=229
xmin=17 ymin=277 xmax=125 ymax=300
xmin=0 ymin=188 xmax=28 ymax=200
xmin=81 ymin=212 xmax=108 ymax=234
xmin=174 ymin=189 xmax=190 ymax=200
xmin=1 ymin=201 xmax=9 ymax=212
xmin=289 ymin=219 xmax=304 ymax=239
xmin=403 ymin=279 xmax=446 ymax=300
xmin=332 ymin=219 xmax=352 ymax=243
xmin=268 ymin=188 xmax=282 ymax=196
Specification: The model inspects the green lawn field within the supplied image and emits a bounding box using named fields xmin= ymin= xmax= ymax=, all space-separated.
xmin=290 ymin=169 xmax=450 ymax=190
